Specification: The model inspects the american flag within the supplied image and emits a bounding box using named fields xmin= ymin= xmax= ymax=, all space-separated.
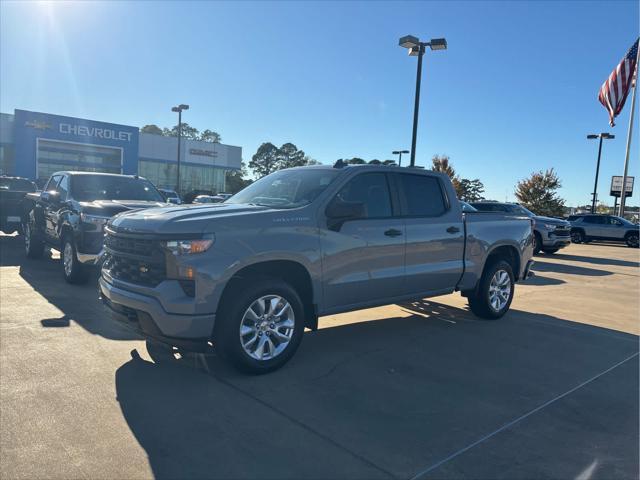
xmin=599 ymin=38 xmax=639 ymax=127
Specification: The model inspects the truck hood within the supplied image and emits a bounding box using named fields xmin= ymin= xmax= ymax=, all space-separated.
xmin=80 ymin=199 xmax=170 ymax=218
xmin=533 ymin=215 xmax=570 ymax=226
xmin=108 ymin=203 xmax=272 ymax=235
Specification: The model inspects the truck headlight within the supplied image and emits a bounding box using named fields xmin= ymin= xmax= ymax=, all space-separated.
xmin=543 ymin=223 xmax=557 ymax=229
xmin=80 ymin=213 xmax=110 ymax=226
xmin=163 ymin=238 xmax=214 ymax=255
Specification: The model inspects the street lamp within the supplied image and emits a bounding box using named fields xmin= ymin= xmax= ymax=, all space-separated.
xmin=398 ymin=35 xmax=447 ymax=167
xmin=392 ymin=149 xmax=410 ymax=167
xmin=587 ymin=132 xmax=614 ymax=214
xmin=171 ymin=104 xmax=189 ymax=194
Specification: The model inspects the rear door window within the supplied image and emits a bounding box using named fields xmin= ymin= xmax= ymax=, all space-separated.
xmin=396 ymin=173 xmax=447 ymax=217
xmin=333 ymin=173 xmax=392 ymax=218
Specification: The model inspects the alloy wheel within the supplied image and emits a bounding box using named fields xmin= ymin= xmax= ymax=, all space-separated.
xmin=488 ymin=269 xmax=511 ymax=312
xmin=239 ymin=295 xmax=295 ymax=361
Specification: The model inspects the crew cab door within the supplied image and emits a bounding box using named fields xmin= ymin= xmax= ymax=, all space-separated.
xmin=320 ymin=172 xmax=406 ymax=310
xmin=45 ymin=174 xmax=70 ymax=243
xmin=36 ymin=175 xmax=62 ymax=244
xmin=392 ymin=172 xmax=465 ymax=295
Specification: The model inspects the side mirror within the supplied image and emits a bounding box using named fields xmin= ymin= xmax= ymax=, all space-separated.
xmin=326 ymin=200 xmax=365 ymax=231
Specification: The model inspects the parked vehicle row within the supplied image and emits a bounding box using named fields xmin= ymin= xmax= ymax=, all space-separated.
xmin=4 ymin=165 xmax=539 ymax=373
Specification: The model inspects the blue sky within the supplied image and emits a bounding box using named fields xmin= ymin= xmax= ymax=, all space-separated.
xmin=1 ymin=0 xmax=638 ymax=206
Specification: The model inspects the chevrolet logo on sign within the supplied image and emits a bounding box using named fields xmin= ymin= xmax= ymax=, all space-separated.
xmin=25 ymin=120 xmax=52 ymax=130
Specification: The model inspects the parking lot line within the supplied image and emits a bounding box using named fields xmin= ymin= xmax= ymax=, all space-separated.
xmin=410 ymin=351 xmax=639 ymax=480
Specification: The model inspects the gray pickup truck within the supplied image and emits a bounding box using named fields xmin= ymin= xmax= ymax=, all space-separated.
xmin=100 ymin=165 xmax=534 ymax=373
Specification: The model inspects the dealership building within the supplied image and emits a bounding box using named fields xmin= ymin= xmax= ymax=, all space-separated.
xmin=0 ymin=109 xmax=242 ymax=193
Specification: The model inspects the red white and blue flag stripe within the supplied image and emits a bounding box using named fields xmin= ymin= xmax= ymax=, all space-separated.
xmin=598 ymin=38 xmax=639 ymax=127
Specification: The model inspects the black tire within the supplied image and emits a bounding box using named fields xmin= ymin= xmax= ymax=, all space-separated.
xmin=24 ymin=221 xmax=44 ymax=259
xmin=214 ymin=277 xmax=305 ymax=374
xmin=542 ymin=248 xmax=559 ymax=254
xmin=625 ymin=232 xmax=639 ymax=248
xmin=533 ymin=232 xmax=542 ymax=254
xmin=468 ymin=259 xmax=515 ymax=320
xmin=61 ymin=235 xmax=88 ymax=284
xmin=571 ymin=230 xmax=584 ymax=244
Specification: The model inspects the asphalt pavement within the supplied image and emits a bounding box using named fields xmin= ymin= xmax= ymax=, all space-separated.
xmin=1 ymin=234 xmax=638 ymax=479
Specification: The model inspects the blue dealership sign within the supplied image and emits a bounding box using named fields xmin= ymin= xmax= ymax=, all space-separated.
xmin=14 ymin=109 xmax=139 ymax=179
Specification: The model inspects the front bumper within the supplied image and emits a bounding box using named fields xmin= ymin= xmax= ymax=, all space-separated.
xmin=98 ymin=276 xmax=215 ymax=351
xmin=542 ymin=234 xmax=571 ymax=249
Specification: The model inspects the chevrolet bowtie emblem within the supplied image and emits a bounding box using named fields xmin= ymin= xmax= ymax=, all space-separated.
xmin=25 ymin=120 xmax=52 ymax=130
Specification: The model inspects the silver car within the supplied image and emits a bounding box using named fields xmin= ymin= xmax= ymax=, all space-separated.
xmin=569 ymin=214 xmax=639 ymax=248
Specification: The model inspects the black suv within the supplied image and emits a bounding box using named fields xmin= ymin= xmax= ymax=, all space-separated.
xmin=470 ymin=201 xmax=571 ymax=254
xmin=569 ymin=214 xmax=639 ymax=248
xmin=23 ymin=172 xmax=168 ymax=283
xmin=0 ymin=175 xmax=36 ymax=234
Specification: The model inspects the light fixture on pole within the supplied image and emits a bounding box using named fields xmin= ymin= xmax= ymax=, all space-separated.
xmin=398 ymin=35 xmax=447 ymax=167
xmin=587 ymin=132 xmax=614 ymax=214
xmin=392 ymin=149 xmax=410 ymax=167
xmin=171 ymin=104 xmax=189 ymax=195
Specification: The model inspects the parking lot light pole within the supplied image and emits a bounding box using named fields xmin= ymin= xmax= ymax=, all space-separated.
xmin=398 ymin=35 xmax=447 ymax=167
xmin=392 ymin=149 xmax=410 ymax=167
xmin=171 ymin=104 xmax=189 ymax=194
xmin=587 ymin=133 xmax=614 ymax=214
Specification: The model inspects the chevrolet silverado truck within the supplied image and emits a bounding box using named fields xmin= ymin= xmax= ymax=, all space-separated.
xmin=23 ymin=171 xmax=167 ymax=283
xmin=100 ymin=164 xmax=534 ymax=373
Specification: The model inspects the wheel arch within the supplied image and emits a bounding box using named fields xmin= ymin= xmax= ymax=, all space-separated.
xmin=217 ymin=259 xmax=318 ymax=330
xmin=484 ymin=244 xmax=521 ymax=281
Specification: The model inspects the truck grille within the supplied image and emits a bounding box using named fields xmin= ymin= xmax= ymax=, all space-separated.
xmin=554 ymin=226 xmax=570 ymax=237
xmin=103 ymin=231 xmax=166 ymax=287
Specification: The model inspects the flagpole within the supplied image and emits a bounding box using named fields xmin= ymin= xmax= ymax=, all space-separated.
xmin=618 ymin=45 xmax=640 ymax=217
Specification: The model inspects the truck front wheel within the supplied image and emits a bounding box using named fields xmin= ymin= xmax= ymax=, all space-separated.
xmin=215 ymin=278 xmax=305 ymax=374
xmin=468 ymin=260 xmax=515 ymax=319
xmin=62 ymin=236 xmax=88 ymax=284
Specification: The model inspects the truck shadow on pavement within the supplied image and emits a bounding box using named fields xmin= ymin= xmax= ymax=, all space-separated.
xmin=115 ymin=303 xmax=638 ymax=480
xmin=530 ymin=260 xmax=614 ymax=277
xmin=0 ymin=235 xmax=139 ymax=340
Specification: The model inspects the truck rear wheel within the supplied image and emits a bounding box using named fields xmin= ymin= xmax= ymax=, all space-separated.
xmin=24 ymin=222 xmax=44 ymax=259
xmin=468 ymin=260 xmax=515 ymax=319
xmin=214 ymin=277 xmax=305 ymax=374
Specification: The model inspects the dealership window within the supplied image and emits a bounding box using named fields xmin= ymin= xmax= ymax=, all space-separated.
xmin=138 ymin=159 xmax=227 ymax=193
xmin=36 ymin=139 xmax=122 ymax=182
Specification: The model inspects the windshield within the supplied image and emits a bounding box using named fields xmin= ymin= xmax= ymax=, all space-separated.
xmin=71 ymin=175 xmax=164 ymax=202
xmin=226 ymin=168 xmax=340 ymax=209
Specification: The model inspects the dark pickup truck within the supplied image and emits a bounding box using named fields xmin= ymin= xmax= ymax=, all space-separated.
xmin=23 ymin=171 xmax=168 ymax=283
xmin=0 ymin=176 xmax=37 ymax=234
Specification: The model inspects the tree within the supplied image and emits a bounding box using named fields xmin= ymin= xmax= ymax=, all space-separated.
xmin=431 ymin=155 xmax=456 ymax=178
xmin=304 ymin=156 xmax=321 ymax=165
xmin=199 ymin=129 xmax=221 ymax=143
xmin=457 ymin=178 xmax=485 ymax=202
xmin=515 ymin=169 xmax=566 ymax=217
xmin=225 ymin=161 xmax=252 ymax=194
xmin=368 ymin=159 xmax=382 ymax=165
xmin=382 ymin=159 xmax=397 ymax=166
xmin=249 ymin=142 xmax=280 ymax=177
xmin=140 ymin=124 xmax=163 ymax=135
xmin=277 ymin=143 xmax=306 ymax=169
xmin=342 ymin=158 xmax=366 ymax=164
xmin=162 ymin=122 xmax=200 ymax=140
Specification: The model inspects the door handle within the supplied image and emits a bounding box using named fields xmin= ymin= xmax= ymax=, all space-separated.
xmin=384 ymin=229 xmax=403 ymax=237
xmin=446 ymin=226 xmax=460 ymax=234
